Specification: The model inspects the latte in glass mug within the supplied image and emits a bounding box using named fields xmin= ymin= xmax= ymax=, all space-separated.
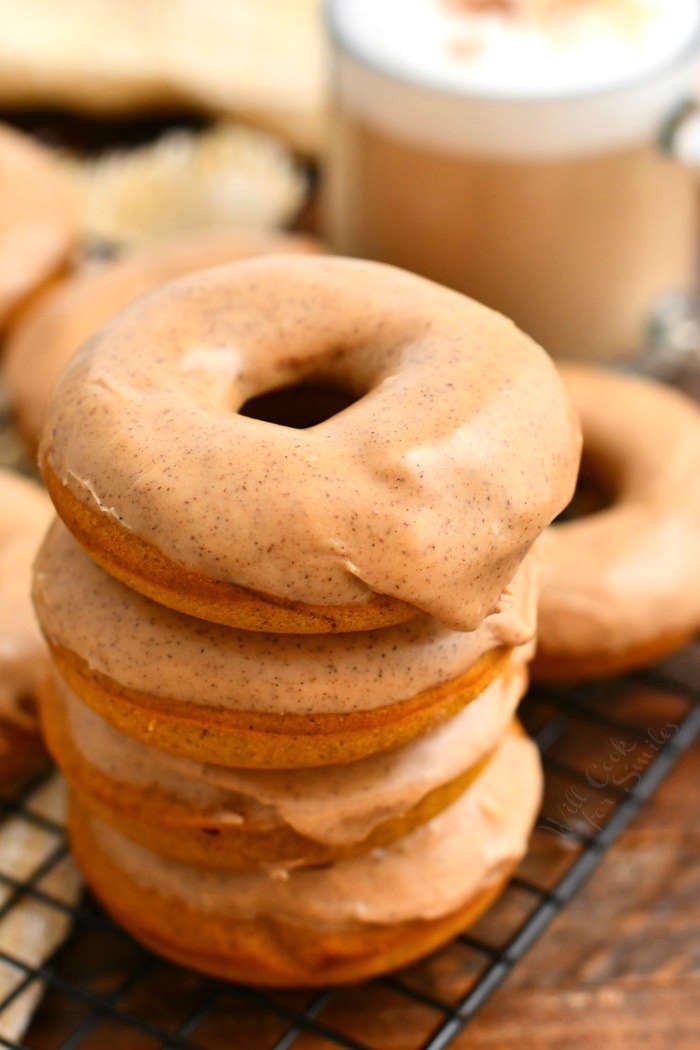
xmin=324 ymin=0 xmax=700 ymax=360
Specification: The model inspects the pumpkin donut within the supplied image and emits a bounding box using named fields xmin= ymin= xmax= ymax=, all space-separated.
xmin=3 ymin=228 xmax=319 ymax=453
xmin=33 ymin=522 xmax=538 ymax=768
xmin=39 ymin=255 xmax=580 ymax=634
xmin=41 ymin=662 xmax=528 ymax=871
xmin=535 ymin=366 xmax=700 ymax=681
xmin=0 ymin=469 xmax=53 ymax=778
xmin=0 ymin=123 xmax=78 ymax=330
xmin=68 ymin=724 xmax=542 ymax=986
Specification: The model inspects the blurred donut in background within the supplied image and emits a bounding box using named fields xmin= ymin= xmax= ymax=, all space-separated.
xmin=0 ymin=123 xmax=78 ymax=332
xmin=0 ymin=468 xmax=53 ymax=780
xmin=535 ymin=365 xmax=700 ymax=682
xmin=3 ymin=228 xmax=320 ymax=453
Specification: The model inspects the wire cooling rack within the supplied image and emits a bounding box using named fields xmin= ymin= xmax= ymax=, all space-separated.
xmin=0 ymin=643 xmax=697 ymax=1050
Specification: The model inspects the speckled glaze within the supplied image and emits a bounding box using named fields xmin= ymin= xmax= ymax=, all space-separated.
xmin=74 ymin=725 xmax=542 ymax=928
xmin=538 ymin=365 xmax=700 ymax=673
xmin=0 ymin=123 xmax=77 ymax=328
xmin=34 ymin=521 xmax=538 ymax=714
xmin=40 ymin=256 xmax=580 ymax=631
xmin=3 ymin=229 xmax=319 ymax=449
xmin=0 ymin=470 xmax=53 ymax=729
xmin=49 ymin=662 xmax=528 ymax=848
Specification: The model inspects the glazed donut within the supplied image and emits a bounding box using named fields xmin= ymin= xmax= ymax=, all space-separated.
xmin=3 ymin=228 xmax=319 ymax=452
xmin=0 ymin=123 xmax=78 ymax=330
xmin=34 ymin=522 xmax=538 ymax=767
xmin=535 ymin=365 xmax=700 ymax=681
xmin=0 ymin=469 xmax=52 ymax=777
xmin=40 ymin=255 xmax=580 ymax=633
xmin=69 ymin=724 xmax=542 ymax=986
xmin=41 ymin=663 xmax=527 ymax=871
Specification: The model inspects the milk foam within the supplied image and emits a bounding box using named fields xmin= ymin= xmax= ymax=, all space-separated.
xmin=328 ymin=0 xmax=700 ymax=156
xmin=330 ymin=0 xmax=700 ymax=97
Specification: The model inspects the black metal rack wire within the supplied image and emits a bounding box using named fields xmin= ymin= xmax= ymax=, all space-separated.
xmin=0 ymin=642 xmax=697 ymax=1050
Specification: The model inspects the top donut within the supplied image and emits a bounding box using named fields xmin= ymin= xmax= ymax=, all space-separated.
xmin=39 ymin=255 xmax=581 ymax=633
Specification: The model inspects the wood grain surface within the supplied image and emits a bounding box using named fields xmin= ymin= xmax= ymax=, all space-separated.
xmin=456 ymin=740 xmax=700 ymax=1050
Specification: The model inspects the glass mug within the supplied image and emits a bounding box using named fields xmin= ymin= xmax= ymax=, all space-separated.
xmin=323 ymin=0 xmax=700 ymax=361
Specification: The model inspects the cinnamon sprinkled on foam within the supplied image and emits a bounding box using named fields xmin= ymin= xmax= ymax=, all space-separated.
xmin=445 ymin=0 xmax=652 ymax=34
xmin=333 ymin=0 xmax=698 ymax=98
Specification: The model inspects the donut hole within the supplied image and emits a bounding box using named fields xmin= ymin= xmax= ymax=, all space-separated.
xmin=15 ymin=694 xmax=37 ymax=718
xmin=240 ymin=381 xmax=359 ymax=429
xmin=556 ymin=452 xmax=617 ymax=523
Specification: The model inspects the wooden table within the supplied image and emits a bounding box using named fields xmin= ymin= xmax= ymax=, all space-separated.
xmin=459 ymin=739 xmax=700 ymax=1050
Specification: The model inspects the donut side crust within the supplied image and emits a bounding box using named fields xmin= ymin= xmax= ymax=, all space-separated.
xmin=41 ymin=676 xmax=494 ymax=870
xmin=70 ymin=797 xmax=513 ymax=987
xmin=46 ymin=640 xmax=511 ymax=769
xmin=0 ymin=720 xmax=46 ymax=784
xmin=533 ymin=627 xmax=696 ymax=683
xmin=43 ymin=463 xmax=418 ymax=634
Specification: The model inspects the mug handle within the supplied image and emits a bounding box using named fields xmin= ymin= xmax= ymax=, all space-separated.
xmin=659 ymin=97 xmax=700 ymax=167
xmin=642 ymin=98 xmax=700 ymax=397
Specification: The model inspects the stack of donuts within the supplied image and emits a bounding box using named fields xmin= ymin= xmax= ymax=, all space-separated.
xmin=33 ymin=256 xmax=580 ymax=985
